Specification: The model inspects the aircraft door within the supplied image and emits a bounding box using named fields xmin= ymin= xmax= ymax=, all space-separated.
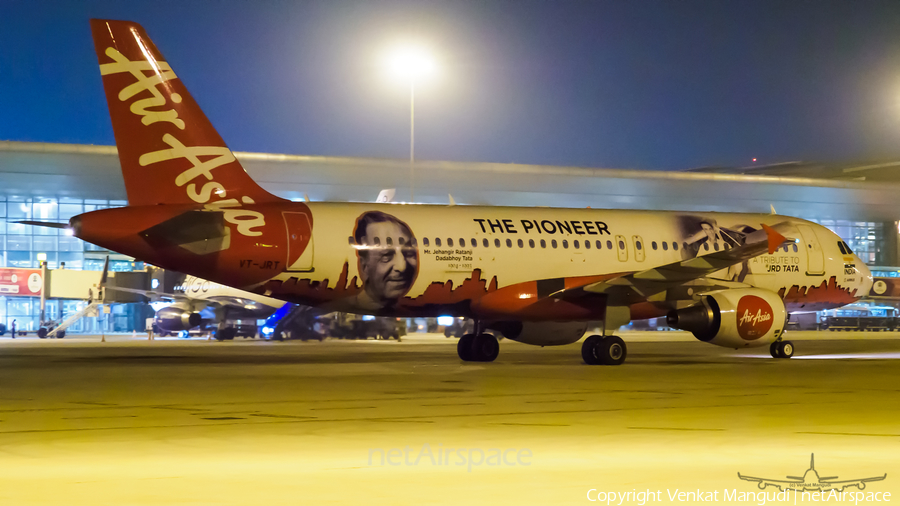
xmin=796 ymin=224 xmax=824 ymax=275
xmin=632 ymin=235 xmax=646 ymax=262
xmin=615 ymin=235 xmax=628 ymax=262
xmin=283 ymin=211 xmax=314 ymax=272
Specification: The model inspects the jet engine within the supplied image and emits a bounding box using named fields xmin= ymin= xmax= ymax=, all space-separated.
xmin=666 ymin=288 xmax=786 ymax=349
xmin=490 ymin=321 xmax=588 ymax=346
xmin=155 ymin=306 xmax=202 ymax=332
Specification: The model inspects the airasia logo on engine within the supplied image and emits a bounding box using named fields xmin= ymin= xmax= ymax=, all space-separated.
xmin=736 ymin=295 xmax=773 ymax=340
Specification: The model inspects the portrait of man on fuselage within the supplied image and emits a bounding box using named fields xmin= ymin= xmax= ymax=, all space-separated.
xmin=353 ymin=211 xmax=419 ymax=311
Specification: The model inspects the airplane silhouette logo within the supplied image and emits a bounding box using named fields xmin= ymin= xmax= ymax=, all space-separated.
xmin=738 ymin=454 xmax=886 ymax=492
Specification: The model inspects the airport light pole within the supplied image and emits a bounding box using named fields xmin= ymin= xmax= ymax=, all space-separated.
xmin=387 ymin=45 xmax=435 ymax=203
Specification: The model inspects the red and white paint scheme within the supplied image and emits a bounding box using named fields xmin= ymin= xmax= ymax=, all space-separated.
xmin=72 ymin=20 xmax=873 ymax=364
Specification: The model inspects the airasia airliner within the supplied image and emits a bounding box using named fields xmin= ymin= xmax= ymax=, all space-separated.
xmin=66 ymin=20 xmax=872 ymax=365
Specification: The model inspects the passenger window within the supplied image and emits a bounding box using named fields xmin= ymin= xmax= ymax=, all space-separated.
xmin=506 ymin=239 xmax=512 ymax=248
xmin=398 ymin=237 xmax=406 ymax=245
xmin=783 ymin=245 xmax=789 ymax=252
xmin=636 ymin=241 xmax=643 ymax=250
xmin=673 ymin=242 xmax=679 ymax=251
xmin=386 ymin=237 xmax=393 ymax=246
xmin=483 ymin=238 xmax=489 ymax=247
xmin=662 ymin=242 xmax=668 ymax=251
xmin=584 ymin=240 xmax=590 ymax=249
xmin=563 ymin=240 xmax=569 ymax=249
xmin=793 ymin=244 xmax=798 ymax=253
xmin=702 ymin=242 xmax=708 ymax=251
xmin=618 ymin=240 xmax=625 ymax=250
xmin=495 ymin=238 xmax=501 ymax=248
xmin=529 ymin=239 xmax=535 ymax=248
xmin=423 ymin=237 xmax=430 ymax=247
xmin=471 ymin=238 xmax=477 ymax=247
xmin=435 ymin=238 xmax=441 ymax=247
xmin=651 ymin=241 xmax=657 ymax=250
xmin=448 ymin=238 xmax=454 ymax=247
xmin=713 ymin=242 xmax=719 ymax=251
xmin=348 ymin=236 xmax=355 ymax=245
xmin=517 ymin=239 xmax=524 ymax=248
xmin=540 ymin=239 xmax=547 ymax=248
xmin=459 ymin=238 xmax=465 ymax=247
xmin=596 ymin=240 xmax=602 ymax=249
xmin=373 ymin=237 xmax=381 ymax=246
xmin=552 ymin=240 xmax=558 ymax=249
xmin=606 ymin=240 xmax=613 ymax=249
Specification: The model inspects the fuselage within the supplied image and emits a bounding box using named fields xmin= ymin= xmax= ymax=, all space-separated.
xmin=73 ymin=202 xmax=872 ymax=321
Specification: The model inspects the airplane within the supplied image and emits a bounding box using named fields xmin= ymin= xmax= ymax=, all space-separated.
xmin=47 ymin=19 xmax=874 ymax=365
xmin=148 ymin=273 xmax=287 ymax=340
xmin=739 ymin=453 xmax=886 ymax=492
xmin=94 ymin=268 xmax=286 ymax=340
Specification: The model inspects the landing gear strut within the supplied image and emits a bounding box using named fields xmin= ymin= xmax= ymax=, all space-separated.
xmin=582 ymin=335 xmax=627 ymax=365
xmin=770 ymin=340 xmax=794 ymax=359
xmin=457 ymin=333 xmax=499 ymax=362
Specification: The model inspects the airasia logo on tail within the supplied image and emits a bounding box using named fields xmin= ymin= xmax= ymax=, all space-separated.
xmin=98 ymin=45 xmax=265 ymax=237
xmin=736 ymin=295 xmax=773 ymax=340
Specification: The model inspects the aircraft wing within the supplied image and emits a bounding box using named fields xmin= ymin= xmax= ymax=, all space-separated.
xmin=559 ymin=222 xmax=794 ymax=306
xmin=737 ymin=473 xmax=799 ymax=490
xmin=822 ymin=474 xmax=887 ymax=491
xmin=103 ymin=284 xmax=190 ymax=303
xmin=104 ymin=285 xmax=282 ymax=312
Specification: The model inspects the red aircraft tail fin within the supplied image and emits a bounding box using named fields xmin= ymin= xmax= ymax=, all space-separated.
xmin=89 ymin=19 xmax=282 ymax=206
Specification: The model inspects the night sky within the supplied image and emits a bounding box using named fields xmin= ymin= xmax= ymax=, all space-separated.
xmin=4 ymin=1 xmax=900 ymax=171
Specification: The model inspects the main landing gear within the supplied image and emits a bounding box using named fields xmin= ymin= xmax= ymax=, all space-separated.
xmin=770 ymin=340 xmax=794 ymax=359
xmin=457 ymin=333 xmax=500 ymax=362
xmin=581 ymin=335 xmax=627 ymax=365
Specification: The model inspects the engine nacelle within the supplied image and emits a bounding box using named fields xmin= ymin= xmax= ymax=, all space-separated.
xmin=666 ymin=288 xmax=786 ymax=349
xmin=490 ymin=321 xmax=588 ymax=346
xmin=155 ymin=307 xmax=202 ymax=332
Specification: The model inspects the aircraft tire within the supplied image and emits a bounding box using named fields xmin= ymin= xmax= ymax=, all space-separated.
xmin=598 ymin=336 xmax=627 ymax=365
xmin=778 ymin=340 xmax=794 ymax=359
xmin=57 ymin=330 xmax=66 ymax=339
xmin=215 ymin=327 xmax=237 ymax=341
xmin=770 ymin=341 xmax=781 ymax=358
xmin=37 ymin=327 xmax=48 ymax=339
xmin=457 ymin=333 xmax=476 ymax=361
xmin=472 ymin=333 xmax=499 ymax=362
xmin=581 ymin=335 xmax=603 ymax=365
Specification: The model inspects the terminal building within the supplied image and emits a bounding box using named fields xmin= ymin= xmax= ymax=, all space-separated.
xmin=1 ymin=140 xmax=899 ymax=333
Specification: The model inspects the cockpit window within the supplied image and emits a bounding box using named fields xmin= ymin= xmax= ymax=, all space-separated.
xmin=842 ymin=241 xmax=853 ymax=254
xmin=837 ymin=241 xmax=846 ymax=255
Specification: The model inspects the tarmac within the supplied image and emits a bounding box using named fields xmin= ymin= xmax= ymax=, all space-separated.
xmin=0 ymin=330 xmax=897 ymax=505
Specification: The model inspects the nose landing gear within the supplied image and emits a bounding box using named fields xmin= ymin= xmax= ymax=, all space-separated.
xmin=770 ymin=340 xmax=794 ymax=359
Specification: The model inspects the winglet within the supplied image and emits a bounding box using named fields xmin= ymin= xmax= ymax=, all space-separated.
xmin=448 ymin=194 xmax=457 ymax=206
xmin=770 ymin=204 xmax=777 ymax=215
xmin=762 ymin=223 xmax=787 ymax=254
